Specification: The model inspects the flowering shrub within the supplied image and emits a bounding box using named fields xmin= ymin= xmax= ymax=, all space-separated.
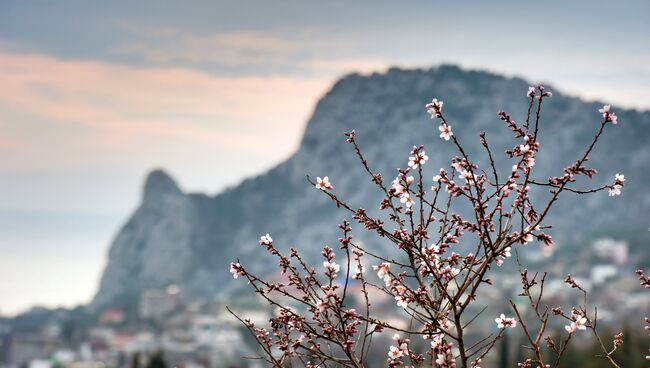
xmin=229 ymin=85 xmax=633 ymax=367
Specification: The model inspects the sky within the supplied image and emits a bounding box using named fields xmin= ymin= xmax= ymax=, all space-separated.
xmin=1 ymin=0 xmax=649 ymax=316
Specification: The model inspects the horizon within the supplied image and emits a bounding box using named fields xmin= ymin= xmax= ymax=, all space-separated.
xmin=2 ymin=0 xmax=650 ymax=316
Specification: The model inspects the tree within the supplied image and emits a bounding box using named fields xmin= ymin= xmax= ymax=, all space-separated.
xmin=230 ymin=85 xmax=632 ymax=367
xmin=146 ymin=351 xmax=167 ymax=368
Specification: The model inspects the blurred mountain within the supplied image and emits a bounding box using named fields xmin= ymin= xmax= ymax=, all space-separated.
xmin=91 ymin=65 xmax=650 ymax=310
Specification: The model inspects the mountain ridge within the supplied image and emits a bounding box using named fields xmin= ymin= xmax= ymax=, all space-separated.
xmin=91 ymin=64 xmax=650 ymax=310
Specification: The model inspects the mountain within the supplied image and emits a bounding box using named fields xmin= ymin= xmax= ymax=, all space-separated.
xmin=91 ymin=65 xmax=650 ymax=310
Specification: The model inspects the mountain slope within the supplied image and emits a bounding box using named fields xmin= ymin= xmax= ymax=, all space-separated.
xmin=92 ymin=65 xmax=650 ymax=310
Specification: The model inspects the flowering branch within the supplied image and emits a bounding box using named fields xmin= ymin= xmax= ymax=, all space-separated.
xmin=230 ymin=85 xmax=629 ymax=367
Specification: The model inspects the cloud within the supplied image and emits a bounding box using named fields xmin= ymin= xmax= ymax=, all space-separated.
xmin=111 ymin=27 xmax=345 ymax=67
xmin=0 ymin=50 xmax=334 ymax=174
xmin=304 ymin=58 xmax=393 ymax=75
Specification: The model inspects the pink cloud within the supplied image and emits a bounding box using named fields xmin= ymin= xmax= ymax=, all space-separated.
xmin=0 ymin=51 xmax=334 ymax=172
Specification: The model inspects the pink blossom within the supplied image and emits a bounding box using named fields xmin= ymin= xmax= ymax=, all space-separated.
xmin=439 ymin=265 xmax=460 ymax=280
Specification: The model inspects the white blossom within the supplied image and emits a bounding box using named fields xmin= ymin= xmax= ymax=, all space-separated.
xmin=373 ymin=262 xmax=391 ymax=285
xmin=400 ymin=192 xmax=414 ymax=207
xmin=408 ymin=151 xmax=429 ymax=169
xmin=323 ymin=260 xmax=340 ymax=273
xmin=230 ymin=262 xmax=243 ymax=279
xmin=391 ymin=178 xmax=405 ymax=195
xmin=395 ymin=295 xmax=409 ymax=309
xmin=598 ymin=104 xmax=610 ymax=115
xmin=315 ymin=176 xmax=333 ymax=190
xmin=615 ymin=173 xmax=625 ymax=183
xmin=316 ymin=299 xmax=326 ymax=312
xmin=459 ymin=170 xmax=474 ymax=183
xmin=502 ymin=247 xmax=511 ymax=258
xmin=599 ymin=104 xmax=618 ymax=124
xmin=259 ymin=233 xmax=273 ymax=245
xmin=439 ymin=124 xmax=453 ymax=141
xmin=565 ymin=313 xmax=587 ymax=333
xmin=426 ymin=98 xmax=443 ymax=118
xmin=608 ymin=184 xmax=622 ymax=196
xmin=495 ymin=314 xmax=517 ymax=329
xmin=388 ymin=345 xmax=404 ymax=360
xmin=527 ymin=86 xmax=536 ymax=97
xmin=430 ymin=334 xmax=444 ymax=349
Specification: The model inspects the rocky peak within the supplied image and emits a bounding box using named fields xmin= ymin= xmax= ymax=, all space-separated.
xmin=143 ymin=169 xmax=182 ymax=203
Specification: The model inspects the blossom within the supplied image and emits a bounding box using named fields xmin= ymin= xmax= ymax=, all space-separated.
xmin=315 ymin=299 xmax=326 ymax=312
xmin=433 ymin=174 xmax=441 ymax=182
xmin=426 ymin=98 xmax=443 ymax=118
xmin=599 ymin=104 xmax=618 ymax=124
xmin=391 ymin=178 xmax=405 ymax=195
xmin=565 ymin=313 xmax=587 ymax=333
xmin=615 ymin=173 xmax=625 ymax=183
xmin=608 ymin=184 xmax=622 ymax=196
xmin=439 ymin=124 xmax=453 ymax=141
xmin=230 ymin=262 xmax=244 ymax=279
xmin=439 ymin=265 xmax=460 ymax=281
xmin=430 ymin=334 xmax=444 ymax=349
xmin=459 ymin=170 xmax=474 ymax=183
xmin=523 ymin=232 xmax=534 ymax=244
xmin=373 ymin=262 xmax=391 ymax=285
xmin=259 ymin=233 xmax=273 ymax=246
xmin=400 ymin=192 xmax=414 ymax=207
xmin=387 ymin=345 xmax=404 ymax=360
xmin=598 ymin=104 xmax=610 ymax=115
xmin=323 ymin=260 xmax=340 ymax=273
xmin=408 ymin=151 xmax=429 ymax=169
xmin=495 ymin=314 xmax=517 ymax=328
xmin=395 ymin=295 xmax=409 ymax=308
xmin=315 ymin=176 xmax=333 ymax=190
xmin=527 ymin=86 xmax=535 ymax=97
xmin=519 ymin=144 xmax=530 ymax=154
xmin=495 ymin=247 xmax=512 ymax=267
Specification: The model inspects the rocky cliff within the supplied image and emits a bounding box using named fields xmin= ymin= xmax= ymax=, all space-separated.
xmin=92 ymin=65 xmax=650 ymax=310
